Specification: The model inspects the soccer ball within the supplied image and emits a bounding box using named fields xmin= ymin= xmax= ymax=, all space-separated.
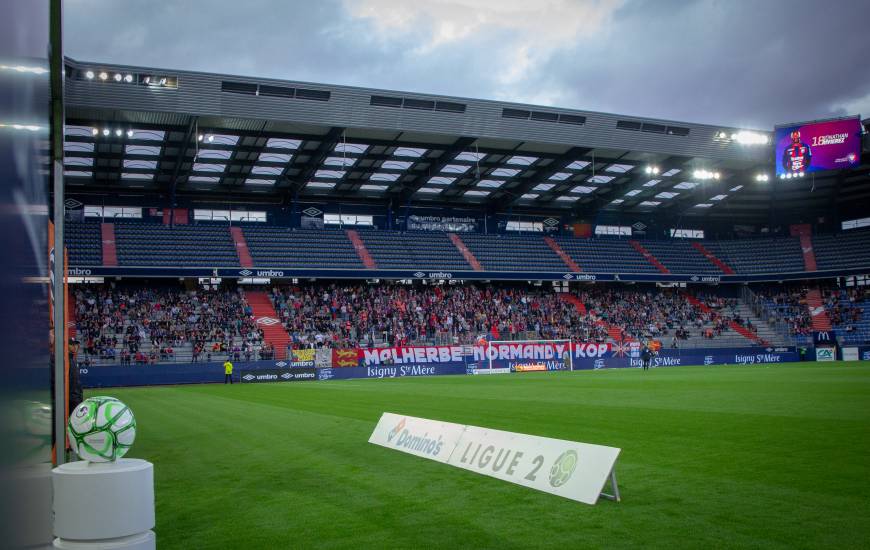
xmin=67 ymin=396 xmax=136 ymax=462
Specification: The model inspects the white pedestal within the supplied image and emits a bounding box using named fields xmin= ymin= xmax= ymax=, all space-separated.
xmin=52 ymin=459 xmax=155 ymax=549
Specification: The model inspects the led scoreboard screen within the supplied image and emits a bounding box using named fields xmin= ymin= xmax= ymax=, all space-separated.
xmin=775 ymin=116 xmax=862 ymax=177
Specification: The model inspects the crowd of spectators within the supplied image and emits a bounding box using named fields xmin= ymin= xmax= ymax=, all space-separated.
xmin=72 ymin=282 xmax=768 ymax=366
xmin=269 ymin=283 xmax=746 ymax=349
xmin=269 ymin=283 xmax=601 ymax=349
xmin=582 ymin=289 xmax=745 ymax=345
xmin=822 ymin=287 xmax=868 ymax=334
xmin=74 ymin=285 xmax=269 ymax=365
xmin=761 ymin=286 xmax=815 ymax=336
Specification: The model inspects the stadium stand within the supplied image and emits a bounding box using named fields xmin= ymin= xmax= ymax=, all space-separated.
xmin=357 ymin=230 xmax=471 ymax=270
xmin=812 ymin=229 xmax=870 ymax=271
xmin=73 ymin=285 xmax=264 ymax=366
xmin=703 ymin=237 xmax=804 ymax=274
xmin=823 ymin=287 xmax=870 ymax=345
xmin=71 ymin=281 xmax=797 ymax=365
xmin=64 ymin=223 xmax=870 ymax=284
xmin=244 ymin=226 xmax=363 ymax=269
xmin=640 ymin=240 xmax=721 ymax=275
xmin=112 ymin=221 xmax=239 ymax=267
xmin=66 ymin=221 xmax=102 ymax=266
xmin=552 ymin=237 xmax=659 ymax=273
xmin=460 ymin=233 xmax=570 ymax=272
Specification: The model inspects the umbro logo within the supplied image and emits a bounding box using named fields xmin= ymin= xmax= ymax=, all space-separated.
xmin=413 ymin=272 xmax=425 ymax=278
xmin=632 ymin=222 xmax=647 ymax=231
xmin=242 ymin=374 xmax=255 ymax=381
xmin=64 ymin=198 xmax=83 ymax=209
xmin=275 ymin=361 xmax=287 ymax=368
xmin=257 ymin=317 xmax=280 ymax=326
xmin=543 ymin=217 xmax=559 ymax=227
xmin=239 ymin=269 xmax=253 ymax=276
xmin=302 ymin=207 xmax=322 ymax=217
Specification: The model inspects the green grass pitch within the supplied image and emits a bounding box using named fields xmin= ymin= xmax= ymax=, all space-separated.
xmin=92 ymin=362 xmax=870 ymax=549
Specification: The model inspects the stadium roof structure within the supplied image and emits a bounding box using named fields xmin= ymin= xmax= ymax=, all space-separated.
xmin=62 ymin=58 xmax=870 ymax=221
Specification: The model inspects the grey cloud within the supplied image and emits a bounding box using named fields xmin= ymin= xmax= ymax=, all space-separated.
xmin=65 ymin=0 xmax=870 ymax=128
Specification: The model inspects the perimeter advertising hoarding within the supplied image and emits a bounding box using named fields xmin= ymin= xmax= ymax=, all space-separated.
xmin=775 ymin=117 xmax=861 ymax=176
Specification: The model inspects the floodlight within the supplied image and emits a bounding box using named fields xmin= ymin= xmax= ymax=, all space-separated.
xmin=85 ymin=70 xmax=94 ymax=80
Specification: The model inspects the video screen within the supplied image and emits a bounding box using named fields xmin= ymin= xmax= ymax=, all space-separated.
xmin=774 ymin=116 xmax=862 ymax=177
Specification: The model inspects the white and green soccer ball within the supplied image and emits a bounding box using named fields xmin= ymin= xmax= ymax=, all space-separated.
xmin=68 ymin=396 xmax=136 ymax=462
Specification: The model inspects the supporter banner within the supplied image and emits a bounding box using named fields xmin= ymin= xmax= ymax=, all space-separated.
xmin=332 ymin=348 xmax=361 ymax=367
xmin=369 ymin=413 xmax=621 ymax=505
xmin=860 ymin=347 xmax=870 ymax=361
xmin=240 ymin=368 xmax=316 ymax=383
xmin=290 ymin=349 xmax=315 ymax=368
xmin=315 ymin=348 xmax=332 ymax=368
xmin=362 ymin=343 xmax=605 ymax=365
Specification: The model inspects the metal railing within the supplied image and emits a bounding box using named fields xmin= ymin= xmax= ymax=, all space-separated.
xmin=741 ymin=286 xmax=796 ymax=346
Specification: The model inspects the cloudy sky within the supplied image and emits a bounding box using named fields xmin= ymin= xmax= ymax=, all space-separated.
xmin=65 ymin=0 xmax=869 ymax=129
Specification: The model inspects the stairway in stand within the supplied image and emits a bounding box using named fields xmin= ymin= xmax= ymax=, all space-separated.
xmin=805 ymin=288 xmax=832 ymax=331
xmin=244 ymin=291 xmax=291 ymax=359
xmin=559 ymin=293 xmax=624 ymax=341
xmin=684 ymin=293 xmax=764 ymax=345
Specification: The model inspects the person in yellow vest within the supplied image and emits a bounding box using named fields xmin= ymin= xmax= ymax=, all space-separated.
xmin=224 ymin=359 xmax=233 ymax=384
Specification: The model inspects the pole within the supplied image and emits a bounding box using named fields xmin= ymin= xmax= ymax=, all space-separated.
xmin=50 ymin=0 xmax=66 ymax=465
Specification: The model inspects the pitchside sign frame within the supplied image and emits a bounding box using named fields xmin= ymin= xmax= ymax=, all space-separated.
xmin=369 ymin=412 xmax=621 ymax=505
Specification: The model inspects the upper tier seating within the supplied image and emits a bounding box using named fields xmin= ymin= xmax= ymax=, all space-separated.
xmin=66 ymin=221 xmax=103 ymax=266
xmin=64 ymin=222 xmax=870 ymax=277
xmin=244 ymin=227 xmax=363 ymax=269
xmin=114 ymin=222 xmax=239 ymax=267
xmin=358 ymin=230 xmax=470 ymax=270
xmin=637 ymin=241 xmax=722 ymax=274
xmin=552 ymin=237 xmax=658 ymax=273
xmin=461 ymin=233 xmax=566 ymax=271
xmin=703 ymin=237 xmax=804 ymax=274
xmin=813 ymin=230 xmax=870 ymax=271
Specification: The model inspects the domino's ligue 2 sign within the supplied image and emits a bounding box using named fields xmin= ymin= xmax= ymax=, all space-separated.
xmin=369 ymin=412 xmax=621 ymax=505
